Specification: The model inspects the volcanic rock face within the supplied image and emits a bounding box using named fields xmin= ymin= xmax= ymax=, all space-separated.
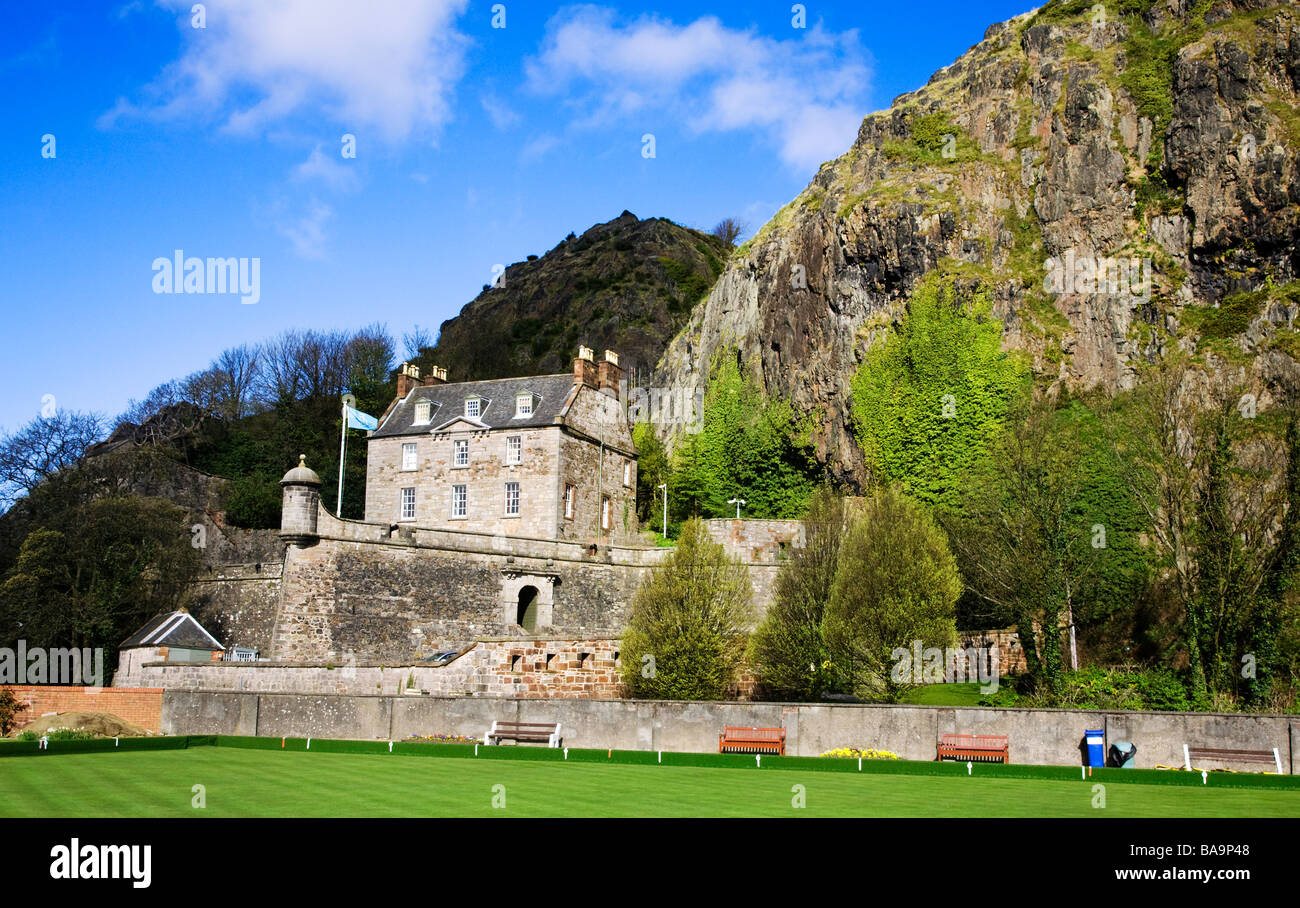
xmin=425 ymin=211 xmax=729 ymax=385
xmin=655 ymin=0 xmax=1300 ymax=487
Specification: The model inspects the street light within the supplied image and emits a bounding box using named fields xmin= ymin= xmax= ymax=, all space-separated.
xmin=727 ymin=497 xmax=746 ymax=519
xmin=656 ymin=483 xmax=668 ymax=539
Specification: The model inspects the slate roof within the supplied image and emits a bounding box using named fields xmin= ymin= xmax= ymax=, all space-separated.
xmin=372 ymin=373 xmax=577 ymax=439
xmin=120 ymin=611 xmax=225 ymax=651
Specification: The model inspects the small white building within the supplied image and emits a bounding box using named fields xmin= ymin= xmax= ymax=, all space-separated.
xmin=115 ymin=608 xmax=225 ymax=682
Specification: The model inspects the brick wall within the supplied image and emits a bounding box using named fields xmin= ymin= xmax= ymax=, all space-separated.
xmin=3 ymin=685 xmax=164 ymax=733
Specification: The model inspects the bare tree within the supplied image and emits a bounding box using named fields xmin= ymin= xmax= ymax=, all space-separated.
xmin=711 ymin=217 xmax=746 ymax=246
xmin=0 ymin=411 xmax=105 ymax=508
xmin=214 ymin=344 xmax=263 ymax=419
xmin=402 ymin=324 xmax=433 ymax=361
xmin=120 ymin=380 xmax=184 ymax=426
xmin=256 ymin=330 xmax=306 ymax=407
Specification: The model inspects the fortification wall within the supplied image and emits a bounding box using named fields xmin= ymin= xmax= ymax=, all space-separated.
xmin=161 ymin=689 xmax=1300 ymax=771
xmin=121 ymin=637 xmax=624 ymax=698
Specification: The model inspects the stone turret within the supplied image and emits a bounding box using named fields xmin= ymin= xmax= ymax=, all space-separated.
xmin=280 ymin=454 xmax=321 ymax=546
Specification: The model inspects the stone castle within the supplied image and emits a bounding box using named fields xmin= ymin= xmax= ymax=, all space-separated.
xmin=113 ymin=348 xmax=808 ymax=695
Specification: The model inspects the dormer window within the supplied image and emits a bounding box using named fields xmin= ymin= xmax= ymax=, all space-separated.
xmin=515 ymin=393 xmax=533 ymax=417
xmin=465 ymin=397 xmax=481 ymax=419
xmin=414 ymin=400 xmax=431 ymax=425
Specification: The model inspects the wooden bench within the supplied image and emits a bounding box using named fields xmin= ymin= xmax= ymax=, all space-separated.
xmin=1184 ymin=745 xmax=1283 ymax=774
xmin=718 ymin=726 xmax=786 ymax=755
xmin=937 ymin=734 xmax=1009 ymax=764
xmin=485 ymin=721 xmax=561 ymax=748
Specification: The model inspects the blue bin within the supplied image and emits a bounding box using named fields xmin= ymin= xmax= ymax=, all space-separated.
xmin=1085 ymin=729 xmax=1105 ymax=767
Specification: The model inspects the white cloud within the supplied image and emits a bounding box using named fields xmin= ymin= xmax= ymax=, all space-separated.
xmin=525 ymin=7 xmax=871 ymax=170
xmin=481 ymin=92 xmax=520 ymax=130
xmin=520 ymin=133 xmax=560 ymax=161
xmin=273 ymin=198 xmax=333 ymax=260
xmin=292 ymin=145 xmax=360 ymax=191
xmin=118 ymin=0 xmax=470 ymax=142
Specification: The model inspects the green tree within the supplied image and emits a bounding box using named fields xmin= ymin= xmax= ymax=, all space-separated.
xmin=748 ymin=486 xmax=847 ymax=700
xmin=824 ymin=486 xmax=961 ymax=701
xmin=619 ymin=518 xmax=754 ymax=699
xmin=669 ymin=349 xmax=820 ymax=519
xmin=632 ymin=422 xmax=669 ymax=528
xmin=1111 ymin=358 xmax=1293 ymax=704
xmin=0 ymin=496 xmax=201 ymax=660
xmin=943 ymin=399 xmax=1107 ymax=698
xmin=850 ymin=274 xmax=1029 ymax=509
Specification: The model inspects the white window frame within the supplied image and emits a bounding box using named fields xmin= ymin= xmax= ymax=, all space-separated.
xmin=505 ymin=435 xmax=522 ymax=465
xmin=453 ymin=438 xmax=469 ymax=467
xmin=451 ymin=484 xmax=467 ymax=518
xmin=601 ymin=496 xmax=611 ymax=531
xmin=400 ymin=487 xmax=416 ymax=521
xmin=413 ymin=400 xmax=431 ymax=425
xmin=505 ymin=481 xmax=520 ymax=516
xmin=564 ymin=483 xmax=575 ymax=520
xmin=401 ymin=443 xmax=418 ymax=471
xmin=623 ymin=460 xmax=632 ymax=487
xmin=465 ymin=398 xmax=481 ymax=419
xmin=515 ymin=394 xmax=533 ymax=417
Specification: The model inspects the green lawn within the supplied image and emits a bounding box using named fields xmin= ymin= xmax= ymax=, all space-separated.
xmin=2 ymin=744 xmax=1298 ymax=818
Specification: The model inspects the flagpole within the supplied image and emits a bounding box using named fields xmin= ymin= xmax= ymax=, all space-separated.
xmin=337 ymin=396 xmax=353 ymax=517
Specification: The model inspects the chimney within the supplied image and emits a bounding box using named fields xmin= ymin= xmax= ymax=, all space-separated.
xmin=597 ymin=350 xmax=623 ymax=400
xmin=396 ymin=362 xmax=424 ymax=398
xmin=573 ymin=346 xmax=597 ymax=389
xmin=426 ymin=366 xmax=448 ymax=385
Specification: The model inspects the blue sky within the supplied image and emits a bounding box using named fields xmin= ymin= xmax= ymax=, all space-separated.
xmin=0 ymin=0 xmax=1037 ymax=433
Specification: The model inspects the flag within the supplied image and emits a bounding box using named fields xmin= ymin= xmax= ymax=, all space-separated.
xmin=345 ymin=405 xmax=378 ymax=431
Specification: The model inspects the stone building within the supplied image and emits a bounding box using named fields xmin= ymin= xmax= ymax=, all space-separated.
xmin=364 ymin=348 xmax=638 ymax=544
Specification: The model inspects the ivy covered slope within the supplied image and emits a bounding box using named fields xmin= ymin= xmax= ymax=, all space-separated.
xmin=655 ymin=0 xmax=1300 ymax=487
xmin=419 ymin=211 xmax=729 ymax=384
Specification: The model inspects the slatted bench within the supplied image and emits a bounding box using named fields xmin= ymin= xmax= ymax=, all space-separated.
xmin=1184 ymin=745 xmax=1284 ymax=774
xmin=718 ymin=726 xmax=786 ymax=755
xmin=485 ymin=721 xmax=561 ymax=748
xmin=937 ymin=734 xmax=1009 ymax=764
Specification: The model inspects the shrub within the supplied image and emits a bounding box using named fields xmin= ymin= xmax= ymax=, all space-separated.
xmin=0 ymin=688 xmax=26 ymax=735
xmin=619 ymin=519 xmax=754 ymax=699
xmin=824 ymin=486 xmax=962 ymax=702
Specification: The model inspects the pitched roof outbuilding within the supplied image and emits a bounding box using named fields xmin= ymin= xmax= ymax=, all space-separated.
xmin=120 ymin=610 xmax=225 ymax=651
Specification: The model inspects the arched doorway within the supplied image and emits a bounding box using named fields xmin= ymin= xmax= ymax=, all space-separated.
xmin=516 ymin=585 xmax=539 ymax=632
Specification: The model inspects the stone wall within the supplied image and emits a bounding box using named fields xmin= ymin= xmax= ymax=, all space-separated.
xmin=4 ymin=685 xmax=164 ymax=733
xmin=265 ymin=506 xmax=671 ymax=662
xmin=186 ymin=562 xmax=282 ymax=655
xmin=162 ymin=689 xmax=1300 ymax=772
xmin=702 ymin=518 xmax=805 ymax=562
xmin=124 ymin=637 xmax=625 ymax=699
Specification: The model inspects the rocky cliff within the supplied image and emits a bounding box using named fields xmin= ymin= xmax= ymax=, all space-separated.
xmin=655 ymin=0 xmax=1300 ymax=486
xmin=422 ymin=211 xmax=729 ymax=384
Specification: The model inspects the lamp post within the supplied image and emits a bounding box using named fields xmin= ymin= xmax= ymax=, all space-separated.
xmin=657 ymin=483 xmax=667 ymax=539
xmin=727 ymin=497 xmax=746 ymax=519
